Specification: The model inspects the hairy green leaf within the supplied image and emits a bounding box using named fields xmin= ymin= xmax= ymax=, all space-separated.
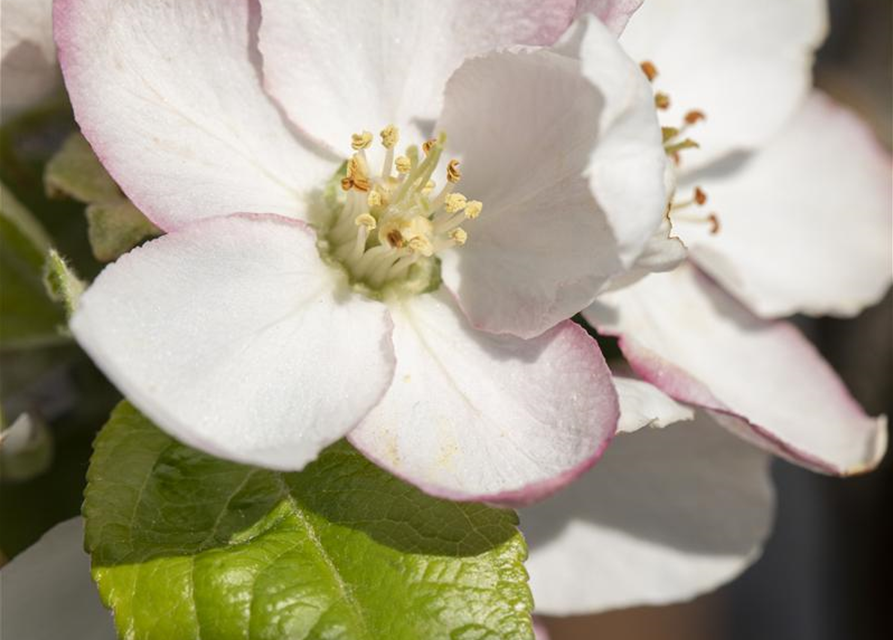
xmin=43 ymin=248 xmax=84 ymax=318
xmin=0 ymin=184 xmax=66 ymax=348
xmin=85 ymin=403 xmax=533 ymax=640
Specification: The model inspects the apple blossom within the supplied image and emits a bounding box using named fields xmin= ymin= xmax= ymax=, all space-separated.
xmin=0 ymin=0 xmax=58 ymax=120
xmin=523 ymin=0 xmax=890 ymax=616
xmin=56 ymin=0 xmax=666 ymax=502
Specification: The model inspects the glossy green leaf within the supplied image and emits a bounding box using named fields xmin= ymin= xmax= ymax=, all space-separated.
xmin=85 ymin=403 xmax=534 ymax=640
xmin=0 ymin=184 xmax=66 ymax=348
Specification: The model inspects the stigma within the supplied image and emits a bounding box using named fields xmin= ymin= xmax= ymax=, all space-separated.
xmin=317 ymin=125 xmax=482 ymax=296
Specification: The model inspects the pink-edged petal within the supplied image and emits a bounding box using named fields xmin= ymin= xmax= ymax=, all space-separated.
xmin=258 ymin=0 xmax=578 ymax=154
xmin=439 ymin=17 xmax=666 ymax=338
xmin=614 ymin=375 xmax=693 ymax=434
xmin=574 ymin=0 xmax=643 ymax=35
xmin=54 ymin=0 xmax=333 ymax=232
xmin=677 ymin=92 xmax=893 ymax=318
xmin=523 ymin=412 xmax=774 ymax=615
xmin=533 ymin=617 xmax=551 ymax=640
xmin=0 ymin=518 xmax=117 ymax=640
xmin=349 ymin=290 xmax=618 ymax=506
xmin=71 ymin=214 xmax=395 ymax=471
xmin=1 ymin=0 xmax=58 ymax=119
xmin=620 ymin=0 xmax=828 ymax=169
xmin=584 ymin=263 xmax=888 ymax=475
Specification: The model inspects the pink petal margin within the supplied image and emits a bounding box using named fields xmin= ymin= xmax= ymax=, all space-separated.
xmin=575 ymin=0 xmax=644 ymax=35
xmin=350 ymin=320 xmax=619 ymax=508
xmin=599 ymin=270 xmax=887 ymax=476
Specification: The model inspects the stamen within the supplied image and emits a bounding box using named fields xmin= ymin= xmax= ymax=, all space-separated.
xmin=671 ymin=186 xmax=709 ymax=211
xmin=367 ymin=191 xmax=383 ymax=208
xmin=640 ymin=61 xmax=658 ymax=82
xmin=464 ymin=201 xmax=483 ymax=220
xmin=662 ymin=127 xmax=680 ymax=143
xmin=380 ymin=125 xmax=399 ymax=149
xmin=655 ymin=92 xmax=671 ymax=110
xmin=664 ymin=138 xmax=699 ymax=155
xmin=694 ymin=187 xmax=707 ymax=206
xmin=395 ymin=156 xmax=412 ymax=174
xmin=355 ymin=213 xmax=377 ymax=230
xmin=351 ymin=131 xmax=373 ymax=150
xmin=684 ymin=110 xmax=706 ymax=125
xmin=446 ymin=159 xmax=462 ymax=183
xmin=322 ymin=127 xmax=483 ymax=295
xmin=346 ymin=155 xmax=371 ymax=191
xmin=444 ymin=193 xmax=467 ymax=213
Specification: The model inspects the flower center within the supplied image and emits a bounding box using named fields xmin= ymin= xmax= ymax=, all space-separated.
xmin=314 ymin=125 xmax=482 ymax=299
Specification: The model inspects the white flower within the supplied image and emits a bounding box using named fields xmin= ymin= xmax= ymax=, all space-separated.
xmin=58 ymin=0 xmax=666 ymax=502
xmin=0 ymin=0 xmax=58 ymax=120
xmin=524 ymin=0 xmax=891 ymax=616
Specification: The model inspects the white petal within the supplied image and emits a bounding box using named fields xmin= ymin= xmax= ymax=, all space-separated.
xmin=677 ymin=92 xmax=893 ymax=318
xmin=574 ymin=0 xmax=643 ymax=35
xmin=585 ymin=263 xmax=888 ymax=475
xmin=55 ymin=0 xmax=333 ymax=231
xmin=258 ymin=0 xmax=579 ymax=153
xmin=1 ymin=0 xmax=58 ymax=119
xmin=523 ymin=413 xmax=774 ymax=615
xmin=439 ymin=18 xmax=666 ymax=338
xmin=614 ymin=376 xmax=693 ymax=434
xmin=627 ymin=213 xmax=687 ymax=275
xmin=0 ymin=518 xmax=117 ymax=640
xmin=71 ymin=214 xmax=395 ymax=471
xmin=620 ymin=0 xmax=828 ymax=169
xmin=349 ymin=290 xmax=618 ymax=505
xmin=438 ymin=49 xmax=620 ymax=339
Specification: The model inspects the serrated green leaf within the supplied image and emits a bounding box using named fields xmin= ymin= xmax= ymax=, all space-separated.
xmin=85 ymin=402 xmax=534 ymax=640
xmin=0 ymin=184 xmax=66 ymax=349
xmin=43 ymin=133 xmax=160 ymax=262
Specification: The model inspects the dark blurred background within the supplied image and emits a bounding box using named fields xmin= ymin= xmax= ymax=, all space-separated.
xmin=544 ymin=1 xmax=893 ymax=638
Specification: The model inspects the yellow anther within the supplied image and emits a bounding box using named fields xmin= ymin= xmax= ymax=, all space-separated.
xmin=355 ymin=213 xmax=377 ymax=229
xmin=422 ymin=180 xmax=436 ymax=195
xmin=395 ymin=156 xmax=412 ymax=174
xmin=446 ymin=159 xmax=462 ymax=183
xmin=367 ymin=191 xmax=383 ymax=208
xmin=450 ymin=228 xmax=468 ymax=246
xmin=445 ymin=193 xmax=467 ymax=213
xmin=464 ymin=200 xmax=483 ymax=220
xmin=422 ymin=138 xmax=437 ymax=155
xmin=654 ymin=92 xmax=671 ymax=110
xmin=351 ymin=131 xmax=373 ymax=150
xmin=347 ymin=156 xmax=371 ymax=191
xmin=380 ymin=125 xmax=399 ymax=149
xmin=408 ymin=236 xmax=435 ymax=257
